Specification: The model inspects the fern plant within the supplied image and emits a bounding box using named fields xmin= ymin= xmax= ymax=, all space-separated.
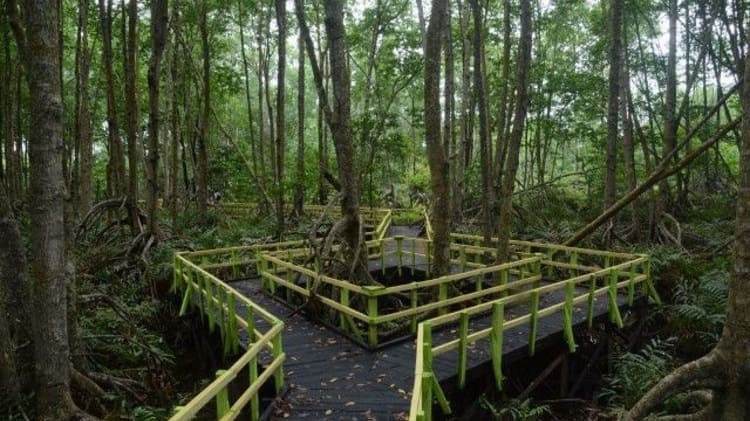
xmin=671 ymin=269 xmax=728 ymax=352
xmin=478 ymin=396 xmax=551 ymax=421
xmin=599 ymin=337 xmax=687 ymax=414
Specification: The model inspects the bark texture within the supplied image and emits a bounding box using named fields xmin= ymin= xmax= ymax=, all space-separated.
xmin=146 ymin=0 xmax=168 ymax=237
xmin=18 ymin=0 xmax=77 ymax=416
xmin=424 ymin=0 xmax=451 ymax=275
xmin=496 ymin=0 xmax=532 ymax=263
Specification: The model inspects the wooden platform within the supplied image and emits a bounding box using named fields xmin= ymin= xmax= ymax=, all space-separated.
xmin=228 ymin=226 xmax=624 ymax=420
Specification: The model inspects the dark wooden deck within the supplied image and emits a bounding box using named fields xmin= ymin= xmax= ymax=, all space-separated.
xmin=228 ymin=225 xmax=624 ymax=420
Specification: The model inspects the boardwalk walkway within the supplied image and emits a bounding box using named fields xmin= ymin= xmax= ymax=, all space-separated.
xmin=228 ymin=225 xmax=619 ymax=420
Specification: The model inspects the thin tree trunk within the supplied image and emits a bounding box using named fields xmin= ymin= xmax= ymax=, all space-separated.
xmin=453 ymin=0 xmax=471 ymax=222
xmin=196 ymin=0 xmax=210 ymax=218
xmin=146 ymin=0 xmax=168 ymax=238
xmin=603 ymin=0 xmax=622 ymax=212
xmin=169 ymin=0 xmax=180 ymax=230
xmin=658 ymin=0 xmax=678 ymax=218
xmin=620 ymin=46 xmax=640 ymax=239
xmin=75 ymin=0 xmax=93 ymax=214
xmin=443 ymin=4 xmax=455 ymax=219
xmin=99 ymin=0 xmax=126 ymax=198
xmin=275 ymin=0 xmax=286 ymax=236
xmin=238 ymin=0 xmax=268 ymax=209
xmin=470 ymin=0 xmax=492 ymax=246
xmin=317 ymin=15 xmax=329 ymax=205
xmin=424 ymin=0 xmax=450 ymax=275
xmin=496 ymin=0 xmax=532 ymax=264
xmin=294 ymin=31 xmax=305 ymax=216
xmin=124 ymin=0 xmax=139 ymax=209
xmin=494 ymin=0 xmax=512 ymax=182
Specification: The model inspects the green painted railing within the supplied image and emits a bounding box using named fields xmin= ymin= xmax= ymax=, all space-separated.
xmin=258 ymin=236 xmax=543 ymax=348
xmin=408 ymin=253 xmax=658 ymax=420
xmin=170 ymin=253 xmax=285 ymax=420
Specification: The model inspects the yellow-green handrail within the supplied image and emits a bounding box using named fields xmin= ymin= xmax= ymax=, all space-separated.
xmin=171 ymin=253 xmax=285 ymax=420
xmin=408 ymin=254 xmax=657 ymax=420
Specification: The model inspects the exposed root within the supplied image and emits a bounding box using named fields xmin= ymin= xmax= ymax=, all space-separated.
xmin=624 ymin=351 xmax=723 ymax=421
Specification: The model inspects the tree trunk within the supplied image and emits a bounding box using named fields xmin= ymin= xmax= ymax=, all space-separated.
xmin=294 ymin=30 xmax=305 ymax=217
xmin=620 ymin=43 xmax=640 ymax=239
xmin=196 ymin=0 xmax=210 ymax=219
xmin=603 ymin=0 xmax=622 ymax=212
xmin=99 ymin=0 xmax=126 ymax=198
xmin=238 ymin=0 xmax=268 ymax=209
xmin=275 ymin=0 xmax=286 ymax=236
xmin=424 ymin=0 xmax=450 ymax=276
xmin=324 ymin=0 xmax=361 ymax=255
xmin=443 ymin=4 xmax=455 ymax=219
xmin=493 ymin=0 xmax=512 ymax=183
xmin=169 ymin=0 xmax=180 ymax=230
xmin=75 ymin=0 xmax=93 ymax=213
xmin=13 ymin=0 xmax=77 ymax=416
xmin=146 ymin=0 xmax=168 ymax=238
xmin=453 ymin=0 xmax=471 ymax=222
xmin=124 ymin=0 xmax=139 ymax=210
xmin=496 ymin=0 xmax=532 ymax=264
xmin=470 ymin=0 xmax=492 ymax=246
xmin=657 ymin=0 xmax=678 ymax=218
xmin=317 ymin=24 xmax=329 ymax=205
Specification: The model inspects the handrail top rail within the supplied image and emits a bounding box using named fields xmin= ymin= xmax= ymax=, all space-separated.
xmin=176 ymin=254 xmax=282 ymax=325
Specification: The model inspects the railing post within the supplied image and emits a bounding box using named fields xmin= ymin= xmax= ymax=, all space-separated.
xmin=426 ymin=240 xmax=432 ymax=278
xmin=459 ymin=245 xmax=466 ymax=272
xmin=227 ymin=292 xmax=238 ymax=354
xmin=583 ymin=274 xmax=596 ymax=328
xmin=272 ymin=328 xmax=284 ymax=392
xmin=438 ymin=280 xmax=448 ymax=316
xmin=216 ymin=370 xmax=230 ymax=418
xmin=339 ymin=288 xmax=350 ymax=331
xmin=364 ymin=286 xmax=384 ymax=347
xmin=411 ymin=238 xmax=417 ymax=277
xmin=570 ymin=252 xmax=579 ymax=277
xmin=421 ymin=322 xmax=433 ymax=421
xmin=260 ymin=255 xmax=269 ymax=291
xmin=490 ymin=302 xmax=505 ymax=390
xmin=608 ymin=268 xmax=623 ymax=328
xmin=528 ymin=290 xmax=540 ymax=355
xmin=172 ymin=254 xmax=182 ymax=291
xmin=563 ymin=281 xmax=577 ymax=352
xmin=457 ymin=312 xmax=469 ymax=389
xmin=249 ymin=341 xmax=260 ymax=421
xmin=410 ymin=286 xmax=418 ymax=333
xmin=395 ymin=235 xmax=404 ymax=277
xmin=381 ymin=239 xmax=386 ymax=276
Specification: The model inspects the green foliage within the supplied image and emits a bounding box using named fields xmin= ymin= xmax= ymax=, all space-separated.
xmin=670 ymin=269 xmax=728 ymax=352
xmin=131 ymin=405 xmax=170 ymax=421
xmin=599 ymin=338 xmax=686 ymax=413
xmin=478 ymin=396 xmax=551 ymax=421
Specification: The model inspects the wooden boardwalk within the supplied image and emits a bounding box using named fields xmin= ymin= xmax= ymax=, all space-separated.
xmin=228 ymin=225 xmax=622 ymax=421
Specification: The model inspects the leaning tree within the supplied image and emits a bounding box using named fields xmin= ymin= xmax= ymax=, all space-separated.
xmin=624 ymin=37 xmax=750 ymax=421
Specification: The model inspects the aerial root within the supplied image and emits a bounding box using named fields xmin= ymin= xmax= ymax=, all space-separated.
xmin=624 ymin=351 xmax=723 ymax=421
